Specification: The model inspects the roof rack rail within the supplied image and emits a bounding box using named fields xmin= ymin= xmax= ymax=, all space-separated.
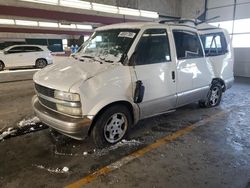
xmin=159 ymin=16 xmax=220 ymax=26
xmin=197 ymin=16 xmax=220 ymax=25
xmin=159 ymin=18 xmax=196 ymax=25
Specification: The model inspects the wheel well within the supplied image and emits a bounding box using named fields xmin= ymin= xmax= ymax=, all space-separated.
xmin=0 ymin=60 xmax=5 ymax=68
xmin=87 ymin=101 xmax=134 ymax=136
xmin=212 ymin=78 xmax=226 ymax=92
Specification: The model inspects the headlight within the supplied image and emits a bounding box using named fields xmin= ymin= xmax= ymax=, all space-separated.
xmin=56 ymin=104 xmax=82 ymax=116
xmin=54 ymin=90 xmax=82 ymax=116
xmin=54 ymin=90 xmax=80 ymax=102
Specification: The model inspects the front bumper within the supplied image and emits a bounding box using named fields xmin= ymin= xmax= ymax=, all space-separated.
xmin=32 ymin=96 xmax=92 ymax=140
xmin=46 ymin=57 xmax=53 ymax=65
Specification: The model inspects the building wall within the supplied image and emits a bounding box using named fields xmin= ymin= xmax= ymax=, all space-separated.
xmin=138 ymin=0 xmax=181 ymax=17
xmin=234 ymin=48 xmax=250 ymax=77
xmin=180 ymin=0 xmax=205 ymax=18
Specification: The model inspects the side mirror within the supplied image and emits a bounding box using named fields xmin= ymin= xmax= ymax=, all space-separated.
xmin=134 ymin=80 xmax=145 ymax=103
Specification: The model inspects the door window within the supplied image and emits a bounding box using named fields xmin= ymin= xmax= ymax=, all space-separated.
xmin=7 ymin=47 xmax=25 ymax=54
xmin=201 ymin=32 xmax=228 ymax=56
xmin=173 ymin=30 xmax=204 ymax=59
xmin=135 ymin=29 xmax=171 ymax=65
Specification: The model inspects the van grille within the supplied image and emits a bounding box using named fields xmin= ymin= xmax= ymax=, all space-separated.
xmin=35 ymin=83 xmax=56 ymax=111
xmin=35 ymin=83 xmax=54 ymax=98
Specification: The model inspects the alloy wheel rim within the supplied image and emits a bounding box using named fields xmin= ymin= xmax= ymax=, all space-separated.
xmin=104 ymin=113 xmax=128 ymax=143
xmin=210 ymin=87 xmax=220 ymax=106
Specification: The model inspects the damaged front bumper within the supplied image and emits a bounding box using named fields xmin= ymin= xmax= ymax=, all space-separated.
xmin=32 ymin=96 xmax=92 ymax=140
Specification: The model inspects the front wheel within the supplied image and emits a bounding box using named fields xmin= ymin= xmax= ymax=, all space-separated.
xmin=91 ymin=105 xmax=132 ymax=148
xmin=35 ymin=59 xmax=47 ymax=68
xmin=199 ymin=82 xmax=222 ymax=108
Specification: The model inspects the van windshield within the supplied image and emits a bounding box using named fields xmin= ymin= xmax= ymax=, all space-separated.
xmin=78 ymin=29 xmax=139 ymax=63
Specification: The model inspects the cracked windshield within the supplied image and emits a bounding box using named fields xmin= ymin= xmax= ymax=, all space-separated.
xmin=77 ymin=29 xmax=139 ymax=63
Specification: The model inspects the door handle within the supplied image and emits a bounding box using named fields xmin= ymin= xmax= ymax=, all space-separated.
xmin=172 ymin=71 xmax=175 ymax=81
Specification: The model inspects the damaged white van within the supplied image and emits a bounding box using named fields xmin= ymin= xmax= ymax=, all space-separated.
xmin=32 ymin=20 xmax=234 ymax=147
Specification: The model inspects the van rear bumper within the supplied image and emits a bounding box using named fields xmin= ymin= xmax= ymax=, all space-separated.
xmin=32 ymin=96 xmax=92 ymax=140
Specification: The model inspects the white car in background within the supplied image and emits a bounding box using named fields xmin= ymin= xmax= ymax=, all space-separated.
xmin=0 ymin=45 xmax=53 ymax=71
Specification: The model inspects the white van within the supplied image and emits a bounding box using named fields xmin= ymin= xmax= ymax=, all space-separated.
xmin=32 ymin=20 xmax=234 ymax=147
xmin=0 ymin=45 xmax=53 ymax=70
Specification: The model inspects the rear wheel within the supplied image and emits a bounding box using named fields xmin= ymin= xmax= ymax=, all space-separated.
xmin=199 ymin=82 xmax=222 ymax=108
xmin=0 ymin=61 xmax=5 ymax=71
xmin=35 ymin=59 xmax=47 ymax=68
xmin=91 ymin=105 xmax=132 ymax=148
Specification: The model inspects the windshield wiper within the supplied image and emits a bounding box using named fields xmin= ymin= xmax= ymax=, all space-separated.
xmin=81 ymin=55 xmax=104 ymax=64
xmin=99 ymin=57 xmax=114 ymax=63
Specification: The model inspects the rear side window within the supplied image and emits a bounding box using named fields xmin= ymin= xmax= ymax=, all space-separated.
xmin=135 ymin=29 xmax=171 ymax=65
xmin=173 ymin=30 xmax=204 ymax=59
xmin=201 ymin=32 xmax=228 ymax=56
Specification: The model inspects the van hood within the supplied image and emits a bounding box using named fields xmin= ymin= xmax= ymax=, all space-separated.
xmin=33 ymin=59 xmax=116 ymax=92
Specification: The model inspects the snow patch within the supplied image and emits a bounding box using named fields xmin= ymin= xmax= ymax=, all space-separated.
xmin=96 ymin=139 xmax=142 ymax=156
xmin=62 ymin=167 xmax=69 ymax=172
xmin=0 ymin=127 xmax=17 ymax=141
xmin=18 ymin=116 xmax=40 ymax=127
xmin=110 ymin=139 xmax=142 ymax=149
xmin=83 ymin=151 xmax=88 ymax=156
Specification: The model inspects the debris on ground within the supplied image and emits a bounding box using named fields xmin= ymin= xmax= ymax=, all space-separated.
xmin=34 ymin=164 xmax=70 ymax=174
xmin=83 ymin=151 xmax=88 ymax=156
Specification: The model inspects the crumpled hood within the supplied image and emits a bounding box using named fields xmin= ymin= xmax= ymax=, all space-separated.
xmin=33 ymin=59 xmax=114 ymax=92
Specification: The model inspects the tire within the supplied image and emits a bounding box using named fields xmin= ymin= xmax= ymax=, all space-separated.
xmin=91 ymin=105 xmax=132 ymax=148
xmin=35 ymin=59 xmax=47 ymax=68
xmin=0 ymin=61 xmax=5 ymax=71
xmin=200 ymin=82 xmax=222 ymax=108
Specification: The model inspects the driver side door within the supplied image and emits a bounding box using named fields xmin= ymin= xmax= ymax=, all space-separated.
xmin=132 ymin=28 xmax=177 ymax=119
